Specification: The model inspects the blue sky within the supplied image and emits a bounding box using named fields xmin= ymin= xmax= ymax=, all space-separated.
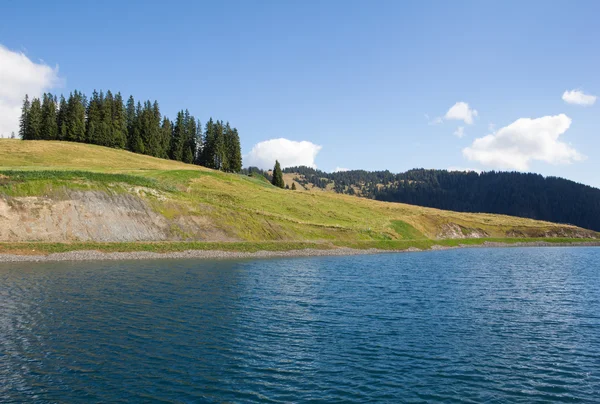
xmin=1 ymin=0 xmax=599 ymax=186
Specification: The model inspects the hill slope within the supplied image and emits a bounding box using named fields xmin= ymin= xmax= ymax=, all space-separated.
xmin=0 ymin=140 xmax=596 ymax=251
xmin=278 ymin=166 xmax=600 ymax=232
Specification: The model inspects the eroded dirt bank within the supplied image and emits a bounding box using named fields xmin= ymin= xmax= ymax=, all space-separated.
xmin=0 ymin=191 xmax=233 ymax=242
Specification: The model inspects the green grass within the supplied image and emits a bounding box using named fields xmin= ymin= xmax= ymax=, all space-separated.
xmin=390 ymin=220 xmax=425 ymax=239
xmin=0 ymin=170 xmax=175 ymax=197
xmin=333 ymin=237 xmax=599 ymax=251
xmin=0 ymin=241 xmax=334 ymax=255
xmin=0 ymin=139 xmax=598 ymax=247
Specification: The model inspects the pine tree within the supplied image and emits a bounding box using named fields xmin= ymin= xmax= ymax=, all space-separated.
xmin=222 ymin=122 xmax=232 ymax=172
xmin=19 ymin=95 xmax=31 ymax=140
xmin=222 ymin=123 xmax=242 ymax=173
xmin=86 ymin=90 xmax=102 ymax=144
xmin=99 ymin=90 xmax=113 ymax=147
xmin=26 ymin=98 xmax=43 ymax=140
xmin=182 ymin=110 xmax=196 ymax=164
xmin=170 ymin=111 xmax=185 ymax=161
xmin=213 ymin=120 xmax=225 ymax=170
xmin=229 ymin=127 xmax=242 ymax=172
xmin=65 ymin=91 xmax=87 ymax=142
xmin=41 ymin=93 xmax=58 ymax=140
xmin=291 ymin=182 xmax=297 ymax=190
xmin=130 ymin=102 xmax=144 ymax=154
xmin=193 ymin=119 xmax=202 ymax=164
xmin=125 ymin=95 xmax=136 ymax=150
xmin=136 ymin=100 xmax=162 ymax=157
xmin=16 ymin=89 xmax=243 ymax=170
xmin=151 ymin=101 xmax=163 ymax=157
xmin=199 ymin=118 xmax=216 ymax=168
xmin=271 ymin=160 xmax=284 ymax=188
xmin=112 ymin=93 xmax=127 ymax=149
xmin=160 ymin=117 xmax=172 ymax=159
xmin=57 ymin=95 xmax=68 ymax=140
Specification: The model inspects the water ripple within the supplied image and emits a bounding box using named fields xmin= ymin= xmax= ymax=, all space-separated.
xmin=1 ymin=247 xmax=599 ymax=402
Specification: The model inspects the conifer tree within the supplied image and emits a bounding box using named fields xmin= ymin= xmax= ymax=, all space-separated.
xmin=170 ymin=111 xmax=185 ymax=161
xmin=152 ymin=101 xmax=163 ymax=157
xmin=65 ymin=91 xmax=87 ymax=142
xmin=139 ymin=100 xmax=162 ymax=157
xmin=86 ymin=90 xmax=102 ymax=144
xmin=125 ymin=95 xmax=136 ymax=150
xmin=229 ymin=127 xmax=242 ymax=172
xmin=160 ymin=117 xmax=172 ymax=159
xmin=182 ymin=110 xmax=196 ymax=164
xmin=17 ymin=89 xmax=243 ymax=170
xmin=200 ymin=118 xmax=216 ymax=168
xmin=26 ymin=98 xmax=43 ymax=140
xmin=213 ymin=120 xmax=225 ymax=170
xmin=194 ymin=119 xmax=202 ymax=164
xmin=40 ymin=93 xmax=58 ymax=140
xmin=19 ymin=95 xmax=31 ymax=140
xmin=57 ymin=95 xmax=68 ymax=140
xmin=222 ymin=123 xmax=242 ymax=172
xmin=99 ymin=90 xmax=113 ymax=146
xmin=222 ymin=122 xmax=233 ymax=172
xmin=112 ymin=93 xmax=127 ymax=149
xmin=131 ymin=102 xmax=145 ymax=154
xmin=291 ymin=182 xmax=297 ymax=190
xmin=271 ymin=160 xmax=285 ymax=188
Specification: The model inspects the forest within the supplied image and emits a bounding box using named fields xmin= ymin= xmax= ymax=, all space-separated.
xmin=278 ymin=166 xmax=600 ymax=232
xmin=18 ymin=91 xmax=242 ymax=172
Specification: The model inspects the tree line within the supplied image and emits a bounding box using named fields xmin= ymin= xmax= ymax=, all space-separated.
xmin=282 ymin=166 xmax=600 ymax=232
xmin=18 ymin=91 xmax=242 ymax=172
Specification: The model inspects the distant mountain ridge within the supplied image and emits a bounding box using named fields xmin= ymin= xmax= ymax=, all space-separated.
xmin=269 ymin=167 xmax=600 ymax=232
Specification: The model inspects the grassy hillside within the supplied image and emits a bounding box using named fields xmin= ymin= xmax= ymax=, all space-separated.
xmin=0 ymin=139 xmax=596 ymax=254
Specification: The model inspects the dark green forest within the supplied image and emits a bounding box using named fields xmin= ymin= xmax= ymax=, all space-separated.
xmin=275 ymin=166 xmax=600 ymax=232
xmin=18 ymin=91 xmax=242 ymax=172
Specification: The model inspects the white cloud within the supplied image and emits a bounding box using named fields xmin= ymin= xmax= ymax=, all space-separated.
xmin=463 ymin=114 xmax=584 ymax=171
xmin=488 ymin=122 xmax=495 ymax=132
xmin=245 ymin=138 xmax=322 ymax=169
xmin=445 ymin=102 xmax=478 ymax=125
xmin=0 ymin=45 xmax=62 ymax=137
xmin=334 ymin=167 xmax=349 ymax=172
xmin=453 ymin=126 xmax=465 ymax=138
xmin=562 ymin=89 xmax=597 ymax=106
xmin=425 ymin=113 xmax=443 ymax=125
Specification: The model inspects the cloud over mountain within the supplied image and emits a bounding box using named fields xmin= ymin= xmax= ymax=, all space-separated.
xmin=463 ymin=114 xmax=584 ymax=170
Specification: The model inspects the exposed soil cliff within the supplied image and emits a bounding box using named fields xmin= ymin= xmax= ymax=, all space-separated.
xmin=0 ymin=191 xmax=234 ymax=242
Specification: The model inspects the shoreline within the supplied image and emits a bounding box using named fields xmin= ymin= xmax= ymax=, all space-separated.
xmin=0 ymin=241 xmax=599 ymax=263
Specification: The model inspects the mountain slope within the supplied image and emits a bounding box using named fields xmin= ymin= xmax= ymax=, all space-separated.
xmin=278 ymin=167 xmax=600 ymax=232
xmin=0 ymin=140 xmax=596 ymax=246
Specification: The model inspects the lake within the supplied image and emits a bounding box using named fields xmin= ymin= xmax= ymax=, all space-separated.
xmin=1 ymin=247 xmax=599 ymax=402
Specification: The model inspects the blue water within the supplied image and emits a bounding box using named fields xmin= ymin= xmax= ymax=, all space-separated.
xmin=1 ymin=248 xmax=599 ymax=403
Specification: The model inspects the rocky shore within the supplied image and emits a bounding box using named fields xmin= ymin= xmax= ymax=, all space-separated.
xmin=0 ymin=247 xmax=388 ymax=263
xmin=0 ymin=242 xmax=598 ymax=263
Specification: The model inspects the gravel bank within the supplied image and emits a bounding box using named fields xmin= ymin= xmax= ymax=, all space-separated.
xmin=0 ymin=247 xmax=390 ymax=263
xmin=0 ymin=242 xmax=597 ymax=263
